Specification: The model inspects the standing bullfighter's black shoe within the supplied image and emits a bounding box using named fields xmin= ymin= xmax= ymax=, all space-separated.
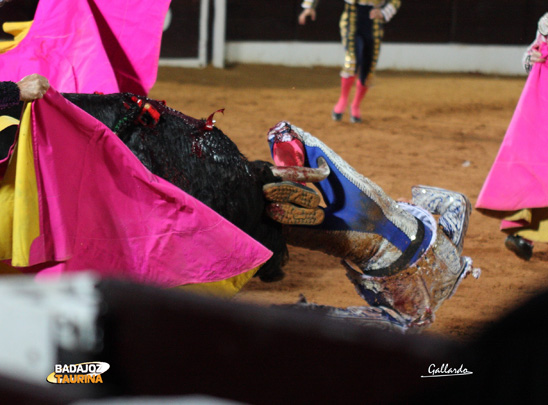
xmin=505 ymin=235 xmax=533 ymax=261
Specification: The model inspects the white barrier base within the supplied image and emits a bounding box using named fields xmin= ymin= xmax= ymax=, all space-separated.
xmin=220 ymin=41 xmax=527 ymax=76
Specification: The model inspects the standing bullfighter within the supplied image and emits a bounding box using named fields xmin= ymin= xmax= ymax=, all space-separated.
xmin=299 ymin=0 xmax=401 ymax=123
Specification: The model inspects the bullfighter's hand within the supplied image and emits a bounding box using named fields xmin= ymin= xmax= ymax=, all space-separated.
xmin=369 ymin=8 xmax=384 ymax=21
xmin=530 ymin=50 xmax=546 ymax=64
xmin=298 ymin=8 xmax=316 ymax=25
xmin=17 ymin=74 xmax=50 ymax=101
xmin=263 ymin=181 xmax=324 ymax=226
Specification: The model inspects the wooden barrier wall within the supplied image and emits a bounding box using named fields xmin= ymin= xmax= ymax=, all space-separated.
xmin=226 ymin=0 xmax=546 ymax=45
xmin=1 ymin=1 xmax=546 ymax=57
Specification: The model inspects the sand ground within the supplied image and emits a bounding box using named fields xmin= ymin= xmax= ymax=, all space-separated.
xmin=150 ymin=64 xmax=548 ymax=341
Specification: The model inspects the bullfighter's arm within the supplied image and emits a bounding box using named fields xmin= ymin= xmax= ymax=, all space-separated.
xmin=379 ymin=0 xmax=401 ymax=23
xmin=300 ymin=0 xmax=318 ymax=10
xmin=523 ymin=13 xmax=548 ymax=73
xmin=0 ymin=74 xmax=50 ymax=109
xmin=0 ymin=81 xmax=20 ymax=110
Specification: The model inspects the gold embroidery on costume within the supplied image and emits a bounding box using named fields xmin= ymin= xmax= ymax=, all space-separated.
xmin=340 ymin=3 xmax=358 ymax=78
xmin=367 ymin=16 xmax=384 ymax=84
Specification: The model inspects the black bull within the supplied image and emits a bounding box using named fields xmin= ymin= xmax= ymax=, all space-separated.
xmin=0 ymin=93 xmax=289 ymax=282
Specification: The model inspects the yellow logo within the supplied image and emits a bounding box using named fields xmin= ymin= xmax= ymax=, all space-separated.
xmin=46 ymin=361 xmax=110 ymax=384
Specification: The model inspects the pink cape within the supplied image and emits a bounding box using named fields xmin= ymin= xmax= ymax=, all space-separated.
xmin=476 ymin=42 xmax=548 ymax=213
xmin=0 ymin=0 xmax=169 ymax=95
xmin=4 ymin=88 xmax=272 ymax=287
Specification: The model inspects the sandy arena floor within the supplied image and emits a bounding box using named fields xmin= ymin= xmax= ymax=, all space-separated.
xmin=150 ymin=64 xmax=548 ymax=342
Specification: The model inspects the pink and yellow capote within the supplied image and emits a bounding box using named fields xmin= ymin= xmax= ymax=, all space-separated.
xmin=0 ymin=89 xmax=272 ymax=297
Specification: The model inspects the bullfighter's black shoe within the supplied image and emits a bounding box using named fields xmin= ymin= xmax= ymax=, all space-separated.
xmin=350 ymin=115 xmax=362 ymax=124
xmin=505 ymin=234 xmax=533 ymax=261
xmin=331 ymin=111 xmax=343 ymax=121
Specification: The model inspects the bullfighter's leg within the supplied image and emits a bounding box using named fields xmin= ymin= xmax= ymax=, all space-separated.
xmin=268 ymin=121 xmax=433 ymax=276
xmin=267 ymin=121 xmax=479 ymax=331
xmin=411 ymin=185 xmax=471 ymax=255
xmin=278 ymin=295 xmax=411 ymax=334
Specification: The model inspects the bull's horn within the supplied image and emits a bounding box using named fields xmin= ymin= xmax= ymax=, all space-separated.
xmin=271 ymin=157 xmax=330 ymax=183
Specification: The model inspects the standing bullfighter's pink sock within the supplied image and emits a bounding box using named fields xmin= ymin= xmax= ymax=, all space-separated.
xmin=333 ymin=76 xmax=355 ymax=116
xmin=350 ymin=80 xmax=368 ymax=123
